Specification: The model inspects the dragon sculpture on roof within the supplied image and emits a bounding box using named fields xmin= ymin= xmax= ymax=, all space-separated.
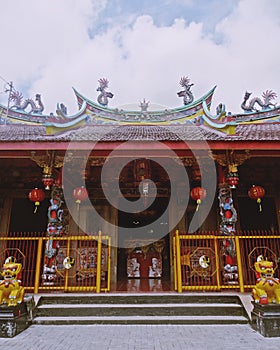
xmin=96 ymin=78 xmax=114 ymax=107
xmin=9 ymin=90 xmax=44 ymax=114
xmin=241 ymin=90 xmax=277 ymax=112
xmin=177 ymin=76 xmax=194 ymax=105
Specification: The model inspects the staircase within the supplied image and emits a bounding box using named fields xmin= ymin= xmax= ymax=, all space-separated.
xmin=32 ymin=293 xmax=249 ymax=325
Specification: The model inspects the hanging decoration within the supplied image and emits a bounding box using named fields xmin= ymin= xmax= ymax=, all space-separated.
xmin=28 ymin=188 xmax=45 ymax=213
xmin=73 ymin=186 xmax=88 ymax=204
xmin=42 ymin=174 xmax=54 ymax=190
xmin=248 ymin=185 xmax=265 ymax=212
xmin=226 ymin=171 xmax=239 ymax=189
xmin=141 ymin=180 xmax=150 ymax=207
xmin=134 ymin=159 xmax=151 ymax=182
xmin=210 ymin=149 xmax=251 ymax=189
xmin=30 ymin=150 xmax=64 ymax=191
xmin=190 ymin=186 xmax=206 ymax=211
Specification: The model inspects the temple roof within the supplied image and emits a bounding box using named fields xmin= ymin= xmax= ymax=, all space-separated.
xmin=0 ymin=79 xmax=280 ymax=146
xmin=0 ymin=123 xmax=279 ymax=143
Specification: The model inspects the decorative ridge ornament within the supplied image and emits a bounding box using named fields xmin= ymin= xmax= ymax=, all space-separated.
xmin=241 ymin=90 xmax=277 ymax=112
xmin=177 ymin=76 xmax=194 ymax=105
xmin=139 ymin=99 xmax=150 ymax=112
xmin=9 ymin=89 xmax=44 ymax=114
xmin=96 ymin=78 xmax=114 ymax=107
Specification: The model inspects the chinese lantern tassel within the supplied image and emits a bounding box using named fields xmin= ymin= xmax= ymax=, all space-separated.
xmin=257 ymin=198 xmax=262 ymax=212
xmin=34 ymin=202 xmax=40 ymax=214
xmin=196 ymin=199 xmax=201 ymax=211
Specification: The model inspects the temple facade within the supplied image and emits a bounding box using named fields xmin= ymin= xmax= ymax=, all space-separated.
xmin=0 ymin=77 xmax=279 ymax=293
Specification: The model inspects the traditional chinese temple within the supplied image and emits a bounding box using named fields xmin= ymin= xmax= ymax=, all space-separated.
xmin=0 ymin=77 xmax=279 ymax=295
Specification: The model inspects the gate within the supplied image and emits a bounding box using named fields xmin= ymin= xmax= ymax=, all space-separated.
xmin=0 ymin=231 xmax=111 ymax=293
xmin=173 ymin=230 xmax=280 ymax=292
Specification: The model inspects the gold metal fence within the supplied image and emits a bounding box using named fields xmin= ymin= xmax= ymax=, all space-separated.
xmin=174 ymin=230 xmax=280 ymax=293
xmin=0 ymin=231 xmax=111 ymax=293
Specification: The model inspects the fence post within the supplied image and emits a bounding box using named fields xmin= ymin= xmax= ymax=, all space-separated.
xmin=96 ymin=230 xmax=102 ymax=293
xmin=235 ymin=235 xmax=244 ymax=292
xmin=173 ymin=236 xmax=177 ymax=291
xmin=175 ymin=230 xmax=182 ymax=293
xmin=34 ymin=238 xmax=43 ymax=294
xmin=64 ymin=238 xmax=71 ymax=292
xmin=107 ymin=237 xmax=111 ymax=292
xmin=214 ymin=237 xmax=221 ymax=291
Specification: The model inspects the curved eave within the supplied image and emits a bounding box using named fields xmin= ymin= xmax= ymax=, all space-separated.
xmin=44 ymin=101 xmax=87 ymax=127
xmin=73 ymin=86 xmax=216 ymax=116
xmin=202 ymin=100 xmax=236 ymax=129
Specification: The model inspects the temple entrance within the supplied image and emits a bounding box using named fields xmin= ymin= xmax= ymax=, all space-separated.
xmin=116 ymin=198 xmax=171 ymax=292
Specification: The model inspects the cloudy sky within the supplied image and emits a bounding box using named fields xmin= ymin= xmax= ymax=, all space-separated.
xmin=0 ymin=0 xmax=279 ymax=115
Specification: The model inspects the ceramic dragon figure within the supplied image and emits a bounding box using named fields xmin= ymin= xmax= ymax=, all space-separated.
xmin=96 ymin=78 xmax=114 ymax=107
xmin=252 ymin=255 xmax=280 ymax=304
xmin=0 ymin=257 xmax=24 ymax=306
xmin=218 ymin=185 xmax=238 ymax=283
xmin=42 ymin=187 xmax=64 ymax=285
xmin=9 ymin=90 xmax=44 ymax=114
xmin=177 ymin=76 xmax=194 ymax=105
xmin=241 ymin=90 xmax=277 ymax=112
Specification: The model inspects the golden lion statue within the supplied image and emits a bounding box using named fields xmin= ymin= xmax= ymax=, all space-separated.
xmin=252 ymin=256 xmax=280 ymax=305
xmin=0 ymin=257 xmax=24 ymax=307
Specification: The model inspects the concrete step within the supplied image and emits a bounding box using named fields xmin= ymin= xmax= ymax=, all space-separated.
xmin=33 ymin=315 xmax=249 ymax=325
xmin=36 ymin=293 xmax=242 ymax=306
xmin=32 ymin=293 xmax=250 ymax=325
xmin=36 ymin=303 xmax=244 ymax=317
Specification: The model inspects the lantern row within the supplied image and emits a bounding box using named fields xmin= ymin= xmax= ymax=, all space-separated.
xmin=28 ymin=185 xmax=265 ymax=213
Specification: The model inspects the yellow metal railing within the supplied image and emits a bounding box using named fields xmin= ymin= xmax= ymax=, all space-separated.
xmin=173 ymin=230 xmax=280 ymax=293
xmin=0 ymin=231 xmax=111 ymax=294
xmin=1 ymin=230 xmax=279 ymax=294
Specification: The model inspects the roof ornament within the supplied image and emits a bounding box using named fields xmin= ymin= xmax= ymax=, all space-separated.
xmin=56 ymin=103 xmax=68 ymax=116
xmin=9 ymin=90 xmax=44 ymax=114
xmin=96 ymin=78 xmax=114 ymax=107
xmin=139 ymin=99 xmax=150 ymax=112
xmin=241 ymin=90 xmax=277 ymax=112
xmin=177 ymin=76 xmax=194 ymax=105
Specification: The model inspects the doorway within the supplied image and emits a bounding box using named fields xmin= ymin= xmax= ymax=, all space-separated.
xmin=116 ymin=198 xmax=171 ymax=292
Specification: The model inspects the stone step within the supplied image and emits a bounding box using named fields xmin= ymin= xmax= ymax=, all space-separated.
xmin=33 ymin=315 xmax=248 ymax=325
xmin=33 ymin=293 xmax=250 ymax=325
xmin=36 ymin=302 xmax=244 ymax=317
xmin=36 ymin=293 xmax=242 ymax=306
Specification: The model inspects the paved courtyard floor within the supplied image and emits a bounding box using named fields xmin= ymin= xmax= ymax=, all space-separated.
xmin=0 ymin=324 xmax=279 ymax=350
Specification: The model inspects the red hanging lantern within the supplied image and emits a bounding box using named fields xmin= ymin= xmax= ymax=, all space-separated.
xmin=248 ymin=185 xmax=265 ymax=212
xmin=73 ymin=186 xmax=88 ymax=204
xmin=42 ymin=174 xmax=54 ymax=190
xmin=226 ymin=172 xmax=239 ymax=189
xmin=190 ymin=187 xmax=207 ymax=211
xmin=28 ymin=188 xmax=45 ymax=213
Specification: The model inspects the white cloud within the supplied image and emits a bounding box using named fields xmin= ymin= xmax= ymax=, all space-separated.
xmin=0 ymin=0 xmax=279 ymax=115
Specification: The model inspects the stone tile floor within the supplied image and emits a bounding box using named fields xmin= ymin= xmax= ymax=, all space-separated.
xmin=0 ymin=324 xmax=279 ymax=350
